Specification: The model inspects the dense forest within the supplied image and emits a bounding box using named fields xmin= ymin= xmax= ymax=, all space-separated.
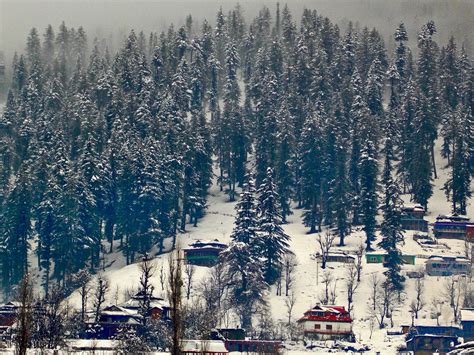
xmin=0 ymin=3 xmax=473 ymax=305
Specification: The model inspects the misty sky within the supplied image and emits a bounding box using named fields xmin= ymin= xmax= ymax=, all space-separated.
xmin=1 ymin=0 xmax=473 ymax=63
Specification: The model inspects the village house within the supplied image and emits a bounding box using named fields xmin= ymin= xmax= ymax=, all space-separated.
xmin=401 ymin=319 xmax=461 ymax=338
xmin=85 ymin=291 xmax=170 ymax=339
xmin=210 ymin=328 xmax=280 ymax=353
xmin=0 ymin=302 xmax=19 ymax=342
xmin=365 ymin=252 xmax=416 ymax=265
xmin=401 ymin=205 xmax=429 ymax=232
xmin=433 ymin=214 xmax=474 ymax=240
xmin=184 ymin=239 xmax=228 ymax=266
xmin=425 ymin=255 xmax=471 ymax=277
xmin=404 ymin=334 xmax=459 ymax=355
xmin=315 ymin=252 xmax=355 ymax=264
xmin=460 ymin=308 xmax=474 ymax=342
xmin=297 ymin=305 xmax=354 ymax=341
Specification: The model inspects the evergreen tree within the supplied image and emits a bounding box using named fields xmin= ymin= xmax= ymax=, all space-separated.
xmin=298 ymin=111 xmax=324 ymax=233
xmin=378 ymin=137 xmax=405 ymax=291
xmin=257 ymin=167 xmax=290 ymax=284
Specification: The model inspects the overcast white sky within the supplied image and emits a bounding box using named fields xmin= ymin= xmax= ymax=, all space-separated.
xmin=1 ymin=0 xmax=473 ymax=62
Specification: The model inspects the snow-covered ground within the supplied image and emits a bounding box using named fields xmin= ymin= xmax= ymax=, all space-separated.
xmin=59 ymin=136 xmax=474 ymax=354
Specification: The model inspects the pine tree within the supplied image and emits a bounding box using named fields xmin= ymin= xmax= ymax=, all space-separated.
xmin=411 ymin=93 xmax=434 ymax=210
xmin=378 ymin=137 xmax=405 ymax=291
xmin=231 ymin=173 xmax=259 ymax=245
xmin=299 ymin=110 xmax=324 ymax=233
xmin=257 ymin=167 xmax=290 ymax=284
xmin=443 ymin=104 xmax=472 ymax=214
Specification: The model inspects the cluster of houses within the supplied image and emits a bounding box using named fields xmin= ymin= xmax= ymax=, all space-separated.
xmin=402 ymin=205 xmax=474 ymax=242
xmin=398 ymin=309 xmax=474 ymax=354
xmin=83 ymin=290 xmax=171 ymax=339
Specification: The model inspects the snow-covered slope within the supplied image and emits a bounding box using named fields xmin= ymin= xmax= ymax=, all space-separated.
xmin=63 ymin=137 xmax=472 ymax=354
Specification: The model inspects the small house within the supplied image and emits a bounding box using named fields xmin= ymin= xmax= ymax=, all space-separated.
xmin=85 ymin=291 xmax=170 ymax=339
xmin=405 ymin=334 xmax=459 ymax=355
xmin=224 ymin=340 xmax=281 ymax=353
xmin=461 ymin=308 xmax=474 ymax=342
xmin=316 ymin=252 xmax=355 ymax=264
xmin=181 ymin=340 xmax=229 ymax=355
xmin=425 ymin=255 xmax=471 ymax=277
xmin=184 ymin=239 xmax=228 ymax=266
xmin=119 ymin=290 xmax=170 ymax=320
xmin=433 ymin=214 xmax=474 ymax=240
xmin=210 ymin=328 xmax=280 ymax=353
xmin=210 ymin=328 xmax=246 ymax=341
xmin=365 ymin=252 xmax=416 ymax=265
xmin=0 ymin=302 xmax=19 ymax=341
xmin=401 ymin=319 xmax=461 ymax=339
xmin=401 ymin=205 xmax=429 ymax=232
xmin=297 ymin=304 xmax=354 ymax=341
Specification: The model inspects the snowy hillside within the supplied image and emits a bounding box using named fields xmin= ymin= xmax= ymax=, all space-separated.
xmin=63 ymin=138 xmax=472 ymax=354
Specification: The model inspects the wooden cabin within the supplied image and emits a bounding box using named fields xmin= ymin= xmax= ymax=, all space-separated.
xmin=461 ymin=308 xmax=474 ymax=342
xmin=433 ymin=214 xmax=474 ymax=240
xmin=425 ymin=255 xmax=471 ymax=276
xmin=184 ymin=239 xmax=228 ymax=266
xmin=85 ymin=291 xmax=170 ymax=339
xmin=297 ymin=305 xmax=354 ymax=341
xmin=316 ymin=252 xmax=355 ymax=264
xmin=401 ymin=205 xmax=429 ymax=232
xmin=224 ymin=339 xmax=281 ymax=353
xmin=401 ymin=319 xmax=460 ymax=338
xmin=365 ymin=252 xmax=416 ymax=265
xmin=405 ymin=334 xmax=459 ymax=355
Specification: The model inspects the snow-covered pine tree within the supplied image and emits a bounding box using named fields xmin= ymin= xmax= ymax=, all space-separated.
xmin=298 ymin=110 xmax=324 ymax=234
xmin=378 ymin=137 xmax=405 ymax=292
xmin=443 ymin=104 xmax=472 ymax=215
xmin=231 ymin=173 xmax=259 ymax=246
xmin=257 ymin=167 xmax=290 ymax=284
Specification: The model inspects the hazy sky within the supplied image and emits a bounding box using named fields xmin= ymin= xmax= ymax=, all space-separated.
xmin=1 ymin=0 xmax=473 ymax=61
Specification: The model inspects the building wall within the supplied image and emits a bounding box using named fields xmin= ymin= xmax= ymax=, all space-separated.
xmin=301 ymin=320 xmax=352 ymax=334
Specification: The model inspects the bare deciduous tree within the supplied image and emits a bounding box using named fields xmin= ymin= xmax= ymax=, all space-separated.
xmin=355 ymin=242 xmax=364 ymax=282
xmin=159 ymin=261 xmax=166 ymax=292
xmin=74 ymin=269 xmax=92 ymax=322
xmin=184 ymin=263 xmax=195 ymax=300
xmin=93 ymin=274 xmax=110 ymax=323
xmin=168 ymin=247 xmax=184 ymax=355
xmin=409 ymin=278 xmax=425 ymax=321
xmin=371 ymin=280 xmax=396 ymax=329
xmin=319 ymin=271 xmax=336 ymax=305
xmin=200 ymin=260 xmax=231 ymax=326
xmin=139 ymin=253 xmax=157 ymax=326
xmin=283 ymin=253 xmax=298 ymax=297
xmin=31 ymin=284 xmax=67 ymax=350
xmin=443 ymin=276 xmax=465 ymax=323
xmin=345 ymin=263 xmax=359 ymax=316
xmin=317 ymin=231 xmax=336 ymax=269
xmin=16 ymin=273 xmax=33 ymax=355
xmin=465 ymin=236 xmax=474 ymax=281
xmin=285 ymin=291 xmax=297 ymax=326
xmin=430 ymin=297 xmax=443 ymax=326
xmin=369 ymin=274 xmax=380 ymax=311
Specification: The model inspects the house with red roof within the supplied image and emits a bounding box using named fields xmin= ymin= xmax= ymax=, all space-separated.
xmin=297 ymin=304 xmax=354 ymax=341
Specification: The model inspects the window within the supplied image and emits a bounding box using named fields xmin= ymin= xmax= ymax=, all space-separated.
xmin=326 ymin=324 xmax=333 ymax=330
xmin=314 ymin=324 xmax=321 ymax=330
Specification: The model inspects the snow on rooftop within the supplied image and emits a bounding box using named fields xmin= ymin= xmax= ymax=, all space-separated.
xmin=461 ymin=309 xmax=474 ymax=322
xmin=181 ymin=340 xmax=228 ymax=353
